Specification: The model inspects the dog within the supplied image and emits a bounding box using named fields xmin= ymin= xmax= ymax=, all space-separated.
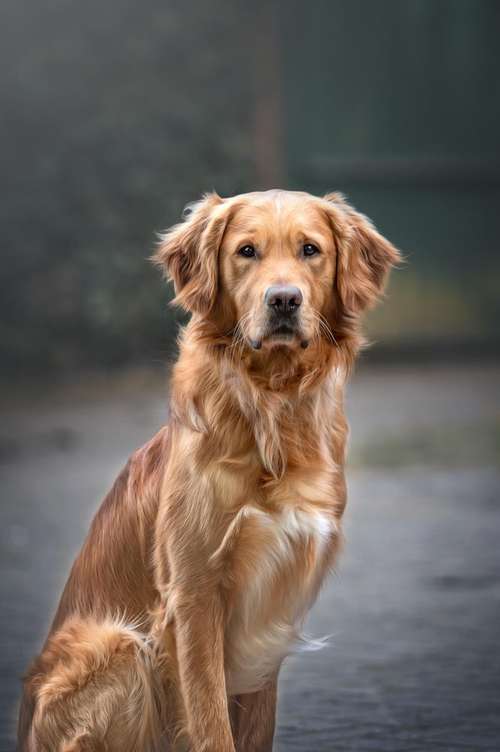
xmin=18 ymin=189 xmax=400 ymax=751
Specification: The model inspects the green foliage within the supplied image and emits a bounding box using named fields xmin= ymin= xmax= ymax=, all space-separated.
xmin=0 ymin=0 xmax=255 ymax=376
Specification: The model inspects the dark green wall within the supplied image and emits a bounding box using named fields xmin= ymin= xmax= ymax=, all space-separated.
xmin=283 ymin=0 xmax=500 ymax=346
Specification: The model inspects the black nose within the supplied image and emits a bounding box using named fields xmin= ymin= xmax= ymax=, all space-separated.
xmin=265 ymin=285 xmax=303 ymax=314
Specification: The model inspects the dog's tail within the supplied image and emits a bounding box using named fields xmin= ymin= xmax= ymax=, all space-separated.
xmin=18 ymin=615 xmax=166 ymax=751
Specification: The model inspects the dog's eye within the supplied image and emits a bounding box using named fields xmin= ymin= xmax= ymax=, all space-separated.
xmin=303 ymin=243 xmax=320 ymax=257
xmin=238 ymin=245 xmax=256 ymax=258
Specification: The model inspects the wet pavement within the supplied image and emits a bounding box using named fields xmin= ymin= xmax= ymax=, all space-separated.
xmin=1 ymin=363 xmax=499 ymax=751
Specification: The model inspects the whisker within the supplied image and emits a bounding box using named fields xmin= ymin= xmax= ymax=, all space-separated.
xmin=227 ymin=312 xmax=253 ymax=364
xmin=311 ymin=311 xmax=338 ymax=348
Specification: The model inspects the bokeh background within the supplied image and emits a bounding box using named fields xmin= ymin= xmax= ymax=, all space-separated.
xmin=1 ymin=1 xmax=499 ymax=750
xmin=2 ymin=0 xmax=500 ymax=376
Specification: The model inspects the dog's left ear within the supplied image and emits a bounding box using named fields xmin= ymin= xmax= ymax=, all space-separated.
xmin=152 ymin=192 xmax=229 ymax=314
xmin=323 ymin=192 xmax=402 ymax=314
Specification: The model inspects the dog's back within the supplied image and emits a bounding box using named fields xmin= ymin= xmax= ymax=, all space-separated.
xmin=18 ymin=427 xmax=169 ymax=751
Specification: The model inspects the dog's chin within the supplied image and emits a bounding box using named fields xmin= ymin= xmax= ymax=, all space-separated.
xmin=249 ymin=326 xmax=310 ymax=351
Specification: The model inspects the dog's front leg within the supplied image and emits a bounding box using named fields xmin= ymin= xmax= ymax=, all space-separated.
xmin=172 ymin=586 xmax=235 ymax=752
xmin=231 ymin=679 xmax=278 ymax=752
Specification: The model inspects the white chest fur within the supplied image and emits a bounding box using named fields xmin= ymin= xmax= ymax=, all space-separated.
xmin=224 ymin=505 xmax=336 ymax=695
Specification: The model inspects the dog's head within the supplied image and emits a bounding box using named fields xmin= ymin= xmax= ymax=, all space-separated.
xmin=154 ymin=190 xmax=400 ymax=353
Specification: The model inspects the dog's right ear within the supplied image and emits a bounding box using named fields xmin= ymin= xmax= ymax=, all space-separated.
xmin=152 ymin=192 xmax=226 ymax=314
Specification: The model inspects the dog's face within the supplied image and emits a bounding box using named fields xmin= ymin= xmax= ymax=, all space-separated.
xmin=154 ymin=190 xmax=400 ymax=352
xmin=218 ymin=192 xmax=337 ymax=350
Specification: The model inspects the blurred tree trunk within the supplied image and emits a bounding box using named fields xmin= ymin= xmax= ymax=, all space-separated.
xmin=253 ymin=1 xmax=286 ymax=189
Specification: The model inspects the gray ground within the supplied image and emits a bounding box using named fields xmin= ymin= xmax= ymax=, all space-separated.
xmin=1 ymin=363 xmax=499 ymax=751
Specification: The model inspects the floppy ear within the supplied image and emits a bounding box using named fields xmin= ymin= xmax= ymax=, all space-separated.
xmin=152 ymin=192 xmax=228 ymax=314
xmin=323 ymin=192 xmax=401 ymax=314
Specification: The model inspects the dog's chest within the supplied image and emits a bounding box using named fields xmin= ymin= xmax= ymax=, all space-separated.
xmin=223 ymin=504 xmax=336 ymax=695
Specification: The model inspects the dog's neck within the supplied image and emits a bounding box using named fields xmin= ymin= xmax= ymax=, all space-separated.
xmin=180 ymin=315 xmax=359 ymax=383
xmin=169 ymin=319 xmax=352 ymax=478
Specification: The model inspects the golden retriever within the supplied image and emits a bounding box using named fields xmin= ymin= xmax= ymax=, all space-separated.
xmin=18 ymin=190 xmax=400 ymax=751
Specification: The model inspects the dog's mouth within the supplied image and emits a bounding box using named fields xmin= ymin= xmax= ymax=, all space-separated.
xmin=269 ymin=324 xmax=295 ymax=340
xmin=249 ymin=323 xmax=309 ymax=351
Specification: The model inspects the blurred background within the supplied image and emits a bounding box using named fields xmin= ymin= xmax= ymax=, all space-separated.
xmin=1 ymin=1 xmax=499 ymax=750
xmin=2 ymin=0 xmax=500 ymax=375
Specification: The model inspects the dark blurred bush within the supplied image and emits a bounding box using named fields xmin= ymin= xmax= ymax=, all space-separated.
xmin=0 ymin=0 xmax=256 ymax=376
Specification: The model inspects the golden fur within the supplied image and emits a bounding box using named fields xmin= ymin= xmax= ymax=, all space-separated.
xmin=18 ymin=190 xmax=400 ymax=751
